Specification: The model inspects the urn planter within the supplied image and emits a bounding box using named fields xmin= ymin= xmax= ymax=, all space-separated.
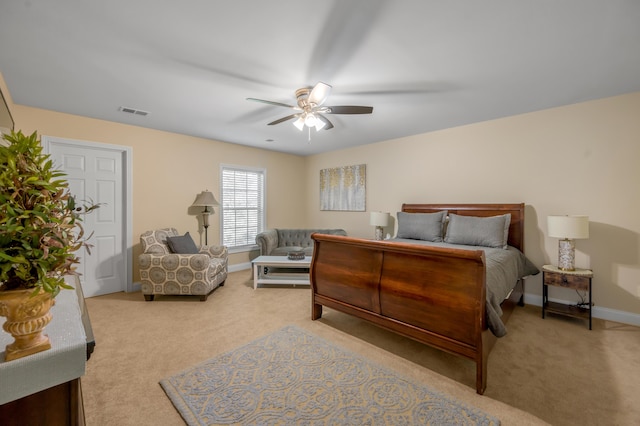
xmin=0 ymin=288 xmax=55 ymax=361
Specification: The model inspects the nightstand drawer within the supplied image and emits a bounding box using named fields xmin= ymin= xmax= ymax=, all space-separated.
xmin=544 ymin=272 xmax=589 ymax=291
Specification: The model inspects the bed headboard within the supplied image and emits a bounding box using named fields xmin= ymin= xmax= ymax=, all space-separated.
xmin=401 ymin=203 xmax=525 ymax=252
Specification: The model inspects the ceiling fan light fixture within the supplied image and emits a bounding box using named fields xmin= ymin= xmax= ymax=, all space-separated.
xmin=249 ymin=81 xmax=372 ymax=134
xmin=293 ymin=116 xmax=305 ymax=131
xmin=304 ymin=113 xmax=317 ymax=127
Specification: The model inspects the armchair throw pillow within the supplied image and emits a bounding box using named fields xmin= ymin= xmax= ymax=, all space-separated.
xmin=166 ymin=232 xmax=199 ymax=254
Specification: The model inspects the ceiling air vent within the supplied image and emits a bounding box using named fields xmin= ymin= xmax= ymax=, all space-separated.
xmin=118 ymin=106 xmax=150 ymax=116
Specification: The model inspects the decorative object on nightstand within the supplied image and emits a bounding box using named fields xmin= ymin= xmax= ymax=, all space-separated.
xmin=542 ymin=264 xmax=593 ymax=330
xmin=191 ymin=190 xmax=219 ymax=245
xmin=370 ymin=211 xmax=390 ymax=241
xmin=547 ymin=215 xmax=589 ymax=271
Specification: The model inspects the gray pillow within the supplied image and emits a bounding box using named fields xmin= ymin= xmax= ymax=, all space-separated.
xmin=444 ymin=213 xmax=511 ymax=249
xmin=166 ymin=232 xmax=199 ymax=254
xmin=396 ymin=211 xmax=447 ymax=242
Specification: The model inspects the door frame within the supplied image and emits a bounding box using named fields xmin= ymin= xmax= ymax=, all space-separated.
xmin=42 ymin=135 xmax=134 ymax=293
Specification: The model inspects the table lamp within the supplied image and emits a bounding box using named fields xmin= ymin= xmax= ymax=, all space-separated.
xmin=370 ymin=212 xmax=390 ymax=241
xmin=547 ymin=215 xmax=589 ymax=271
xmin=191 ymin=190 xmax=219 ymax=245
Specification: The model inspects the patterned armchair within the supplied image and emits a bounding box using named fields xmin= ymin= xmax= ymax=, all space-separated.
xmin=138 ymin=228 xmax=227 ymax=301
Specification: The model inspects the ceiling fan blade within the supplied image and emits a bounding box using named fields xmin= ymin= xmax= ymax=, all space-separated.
xmin=326 ymin=106 xmax=373 ymax=114
xmin=316 ymin=114 xmax=334 ymax=130
xmin=246 ymin=98 xmax=296 ymax=109
xmin=307 ymin=0 xmax=385 ymax=83
xmin=308 ymin=82 xmax=332 ymax=106
xmin=267 ymin=114 xmax=298 ymax=126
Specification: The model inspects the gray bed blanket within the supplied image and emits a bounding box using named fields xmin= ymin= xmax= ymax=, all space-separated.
xmin=389 ymin=239 xmax=540 ymax=337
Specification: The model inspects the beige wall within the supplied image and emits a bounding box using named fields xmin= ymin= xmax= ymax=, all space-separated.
xmin=1 ymin=71 xmax=308 ymax=281
xmin=3 ymin=69 xmax=639 ymax=317
xmin=305 ymin=92 xmax=640 ymax=316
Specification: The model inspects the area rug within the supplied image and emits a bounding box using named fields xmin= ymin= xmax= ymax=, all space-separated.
xmin=160 ymin=325 xmax=500 ymax=425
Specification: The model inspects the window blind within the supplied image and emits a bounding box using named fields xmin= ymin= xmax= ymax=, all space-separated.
xmin=221 ymin=166 xmax=265 ymax=249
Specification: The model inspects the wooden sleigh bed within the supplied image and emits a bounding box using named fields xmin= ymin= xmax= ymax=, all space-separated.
xmin=310 ymin=203 xmax=537 ymax=394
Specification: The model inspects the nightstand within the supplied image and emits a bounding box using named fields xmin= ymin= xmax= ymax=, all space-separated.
xmin=542 ymin=264 xmax=593 ymax=330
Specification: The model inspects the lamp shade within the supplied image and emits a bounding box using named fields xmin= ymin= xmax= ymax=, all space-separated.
xmin=547 ymin=215 xmax=589 ymax=239
xmin=191 ymin=190 xmax=219 ymax=208
xmin=370 ymin=212 xmax=390 ymax=227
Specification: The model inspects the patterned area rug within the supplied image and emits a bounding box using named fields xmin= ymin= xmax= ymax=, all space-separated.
xmin=160 ymin=325 xmax=500 ymax=425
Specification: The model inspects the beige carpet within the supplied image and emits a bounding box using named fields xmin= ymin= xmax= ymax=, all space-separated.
xmin=82 ymin=270 xmax=640 ymax=426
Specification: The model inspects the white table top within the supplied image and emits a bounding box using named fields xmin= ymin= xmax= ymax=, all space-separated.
xmin=252 ymin=255 xmax=311 ymax=266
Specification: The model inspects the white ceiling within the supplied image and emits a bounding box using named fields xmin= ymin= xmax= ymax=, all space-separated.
xmin=1 ymin=1 xmax=639 ymax=156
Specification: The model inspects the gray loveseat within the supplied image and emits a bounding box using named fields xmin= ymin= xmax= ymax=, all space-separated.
xmin=255 ymin=228 xmax=347 ymax=257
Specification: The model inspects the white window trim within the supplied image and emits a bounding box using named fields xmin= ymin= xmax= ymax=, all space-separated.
xmin=220 ymin=164 xmax=266 ymax=253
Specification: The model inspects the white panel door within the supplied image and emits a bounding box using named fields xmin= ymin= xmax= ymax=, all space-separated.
xmin=46 ymin=141 xmax=126 ymax=296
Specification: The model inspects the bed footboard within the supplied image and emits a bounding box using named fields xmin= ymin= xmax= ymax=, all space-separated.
xmin=310 ymin=233 xmax=490 ymax=394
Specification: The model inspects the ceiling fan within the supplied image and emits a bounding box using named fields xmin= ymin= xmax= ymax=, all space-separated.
xmin=247 ymin=82 xmax=373 ymax=132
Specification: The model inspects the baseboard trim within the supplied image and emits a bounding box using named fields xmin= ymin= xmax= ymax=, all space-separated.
xmin=524 ymin=293 xmax=640 ymax=327
xmin=229 ymin=262 xmax=252 ymax=273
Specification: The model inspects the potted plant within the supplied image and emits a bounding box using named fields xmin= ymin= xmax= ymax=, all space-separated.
xmin=0 ymin=130 xmax=97 ymax=361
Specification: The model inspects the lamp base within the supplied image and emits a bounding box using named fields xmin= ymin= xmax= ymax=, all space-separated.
xmin=202 ymin=209 xmax=211 ymax=246
xmin=557 ymin=239 xmax=575 ymax=271
xmin=374 ymin=226 xmax=384 ymax=241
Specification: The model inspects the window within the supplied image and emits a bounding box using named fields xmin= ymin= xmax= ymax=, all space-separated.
xmin=220 ymin=165 xmax=265 ymax=251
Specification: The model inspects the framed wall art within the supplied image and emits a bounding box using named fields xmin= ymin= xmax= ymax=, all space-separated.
xmin=319 ymin=164 xmax=366 ymax=211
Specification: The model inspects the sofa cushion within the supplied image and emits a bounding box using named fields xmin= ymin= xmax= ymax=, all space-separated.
xmin=276 ymin=229 xmax=346 ymax=248
xmin=166 ymin=232 xmax=199 ymax=254
xmin=270 ymin=246 xmax=313 ymax=256
xmin=256 ymin=228 xmax=347 ymax=257
xmin=276 ymin=230 xmax=316 ymax=249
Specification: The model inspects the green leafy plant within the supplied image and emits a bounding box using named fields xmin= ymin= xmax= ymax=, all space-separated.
xmin=0 ymin=130 xmax=98 ymax=296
